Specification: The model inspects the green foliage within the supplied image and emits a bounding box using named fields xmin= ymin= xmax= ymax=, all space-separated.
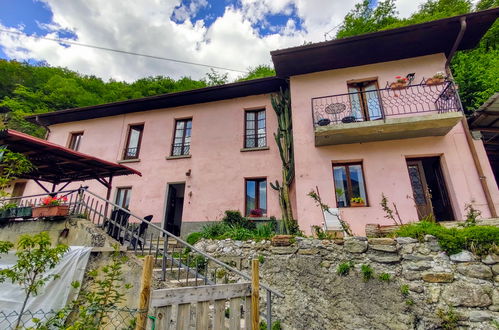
xmin=395 ymin=221 xmax=499 ymax=255
xmin=350 ymin=197 xmax=365 ymax=204
xmin=308 ymin=188 xmax=352 ymax=236
xmin=186 ymin=232 xmax=204 ymax=245
xmin=460 ymin=202 xmax=481 ymax=227
xmin=336 ymin=261 xmax=354 ymax=276
xmin=254 ymin=222 xmax=276 ymax=240
xmin=0 ymin=232 xmax=68 ymax=329
xmin=436 ymin=306 xmax=461 ymax=330
xmin=405 ymin=298 xmax=415 ymax=306
xmin=400 ymin=284 xmax=410 ymax=296
xmin=0 ymin=240 xmax=13 ymax=255
xmin=380 ymin=193 xmax=403 ymax=226
xmin=312 ymin=225 xmax=334 ymax=240
xmin=258 ymin=255 xmax=265 ymax=264
xmin=200 ymin=222 xmax=231 ymax=238
xmin=205 ymin=69 xmax=228 ymax=86
xmin=0 ymin=148 xmax=34 ymax=199
xmin=222 ymin=210 xmax=255 ymax=230
xmin=260 ymin=320 xmax=282 ymax=330
xmin=360 ymin=264 xmax=374 ymax=282
xmin=378 ymin=272 xmax=392 ymax=282
xmin=238 ymin=65 xmax=276 ymax=81
xmin=222 ymin=226 xmax=254 ymax=240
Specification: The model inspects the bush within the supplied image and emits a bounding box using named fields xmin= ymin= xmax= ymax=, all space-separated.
xmin=336 ymin=261 xmax=354 ymax=276
xmin=222 ymin=210 xmax=255 ymax=229
xmin=254 ymin=223 xmax=275 ymax=239
xmin=378 ymin=273 xmax=391 ymax=282
xmin=200 ymin=222 xmax=231 ymax=239
xmin=222 ymin=227 xmax=254 ymax=241
xmin=395 ymin=221 xmax=499 ymax=255
xmin=360 ymin=264 xmax=374 ymax=282
xmin=186 ymin=232 xmax=203 ymax=245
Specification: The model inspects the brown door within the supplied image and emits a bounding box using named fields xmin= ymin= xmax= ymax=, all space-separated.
xmin=407 ymin=160 xmax=433 ymax=219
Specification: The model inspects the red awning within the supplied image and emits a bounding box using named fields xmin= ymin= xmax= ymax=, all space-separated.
xmin=0 ymin=129 xmax=141 ymax=187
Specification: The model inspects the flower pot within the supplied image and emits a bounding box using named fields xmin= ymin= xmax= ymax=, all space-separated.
xmin=271 ymin=235 xmax=293 ymax=247
xmin=317 ymin=118 xmax=331 ymax=126
xmin=0 ymin=207 xmax=32 ymax=220
xmin=426 ymin=78 xmax=444 ymax=86
xmin=390 ymin=82 xmax=408 ymax=90
xmin=32 ymin=205 xmax=69 ymax=218
xmin=350 ymin=202 xmax=365 ymax=207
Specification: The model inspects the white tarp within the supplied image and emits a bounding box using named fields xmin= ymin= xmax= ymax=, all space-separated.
xmin=0 ymin=246 xmax=92 ymax=327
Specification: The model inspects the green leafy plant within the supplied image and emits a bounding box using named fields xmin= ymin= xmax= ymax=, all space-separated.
xmin=360 ymin=264 xmax=374 ymax=282
xmin=186 ymin=232 xmax=203 ymax=245
xmin=258 ymin=255 xmax=265 ymax=264
xmin=336 ymin=261 xmax=354 ymax=276
xmin=405 ymin=298 xmax=415 ymax=306
xmin=378 ymin=272 xmax=391 ymax=282
xmin=400 ymin=284 xmax=410 ymax=296
xmin=0 ymin=232 xmax=68 ymax=329
xmin=312 ymin=225 xmax=334 ymax=240
xmin=308 ymin=187 xmax=352 ymax=236
xmin=380 ymin=193 xmax=403 ymax=226
xmin=461 ymin=202 xmax=481 ymax=227
xmin=0 ymin=148 xmax=34 ymax=199
xmin=222 ymin=210 xmax=255 ymax=230
xmin=350 ymin=197 xmax=365 ymax=204
xmin=436 ymin=306 xmax=460 ymax=330
xmin=260 ymin=320 xmax=282 ymax=330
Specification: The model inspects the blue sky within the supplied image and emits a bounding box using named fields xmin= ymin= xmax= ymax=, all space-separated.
xmin=0 ymin=0 xmax=422 ymax=81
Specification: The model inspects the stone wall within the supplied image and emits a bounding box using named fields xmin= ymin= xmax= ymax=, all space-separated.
xmin=194 ymin=236 xmax=499 ymax=330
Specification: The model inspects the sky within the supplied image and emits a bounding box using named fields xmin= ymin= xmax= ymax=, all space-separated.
xmin=0 ymin=0 xmax=432 ymax=82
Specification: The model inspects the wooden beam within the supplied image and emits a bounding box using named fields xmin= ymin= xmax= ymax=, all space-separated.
xmin=136 ymin=255 xmax=153 ymax=330
xmin=252 ymin=259 xmax=260 ymax=330
xmin=33 ymin=179 xmax=50 ymax=194
xmin=473 ymin=127 xmax=499 ymax=133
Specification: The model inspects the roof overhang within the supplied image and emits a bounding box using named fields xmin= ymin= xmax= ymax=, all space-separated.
xmin=271 ymin=8 xmax=499 ymax=77
xmin=26 ymin=77 xmax=287 ymax=126
xmin=0 ymin=129 xmax=141 ymax=185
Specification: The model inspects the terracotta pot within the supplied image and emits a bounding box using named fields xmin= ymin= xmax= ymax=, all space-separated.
xmin=426 ymin=77 xmax=445 ymax=86
xmin=32 ymin=205 xmax=69 ymax=218
xmin=350 ymin=202 xmax=365 ymax=207
xmin=390 ymin=82 xmax=408 ymax=90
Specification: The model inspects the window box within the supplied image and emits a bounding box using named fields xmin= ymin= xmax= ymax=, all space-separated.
xmin=0 ymin=206 xmax=32 ymax=221
xmin=32 ymin=205 xmax=69 ymax=218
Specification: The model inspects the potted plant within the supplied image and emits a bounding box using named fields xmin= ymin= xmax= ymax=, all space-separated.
xmin=390 ymin=76 xmax=409 ymax=90
xmin=0 ymin=203 xmax=32 ymax=221
xmin=32 ymin=196 xmax=69 ymax=218
xmin=350 ymin=197 xmax=365 ymax=207
xmin=426 ymin=71 xmax=446 ymax=86
xmin=248 ymin=208 xmax=263 ymax=218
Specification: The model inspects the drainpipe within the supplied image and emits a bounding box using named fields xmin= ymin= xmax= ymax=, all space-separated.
xmin=445 ymin=17 xmax=497 ymax=217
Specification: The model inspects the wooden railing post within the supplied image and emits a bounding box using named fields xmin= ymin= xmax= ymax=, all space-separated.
xmin=136 ymin=255 xmax=154 ymax=330
xmin=251 ymin=259 xmax=260 ymax=330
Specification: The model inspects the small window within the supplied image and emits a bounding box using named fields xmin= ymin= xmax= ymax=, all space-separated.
xmin=332 ymin=163 xmax=367 ymax=207
xmin=115 ymin=187 xmax=132 ymax=209
xmin=245 ymin=109 xmax=266 ymax=148
xmin=245 ymin=178 xmax=267 ymax=216
xmin=171 ymin=119 xmax=192 ymax=156
xmin=123 ymin=124 xmax=144 ymax=160
xmin=68 ymin=132 xmax=83 ymax=151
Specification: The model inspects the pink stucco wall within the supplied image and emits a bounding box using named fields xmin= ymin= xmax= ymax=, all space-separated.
xmin=24 ymin=94 xmax=284 ymax=228
xmin=290 ymin=54 xmax=499 ymax=235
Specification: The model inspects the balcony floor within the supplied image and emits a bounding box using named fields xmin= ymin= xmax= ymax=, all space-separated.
xmin=315 ymin=112 xmax=463 ymax=146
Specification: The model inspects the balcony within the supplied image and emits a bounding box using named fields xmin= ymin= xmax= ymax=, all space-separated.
xmin=311 ymin=82 xmax=463 ymax=146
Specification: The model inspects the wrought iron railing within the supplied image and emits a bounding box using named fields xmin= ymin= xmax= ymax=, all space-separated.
xmin=171 ymin=143 xmax=190 ymax=156
xmin=0 ymin=187 xmax=283 ymax=329
xmin=311 ymin=81 xmax=462 ymax=128
xmin=244 ymin=133 xmax=267 ymax=148
xmin=123 ymin=146 xmax=140 ymax=159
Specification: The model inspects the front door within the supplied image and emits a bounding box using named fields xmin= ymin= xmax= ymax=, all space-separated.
xmin=407 ymin=157 xmax=454 ymax=221
xmin=164 ymin=183 xmax=185 ymax=236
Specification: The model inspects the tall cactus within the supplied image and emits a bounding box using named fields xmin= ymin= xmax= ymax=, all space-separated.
xmin=270 ymin=88 xmax=298 ymax=234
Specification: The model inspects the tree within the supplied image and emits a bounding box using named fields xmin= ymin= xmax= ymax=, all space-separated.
xmin=205 ymin=68 xmax=229 ymax=86
xmin=238 ymin=65 xmax=276 ymax=81
xmin=0 ymin=232 xmax=68 ymax=329
xmin=0 ymin=148 xmax=34 ymax=199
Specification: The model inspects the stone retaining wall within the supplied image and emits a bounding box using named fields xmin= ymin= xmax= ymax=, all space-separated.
xmin=195 ymin=236 xmax=499 ymax=329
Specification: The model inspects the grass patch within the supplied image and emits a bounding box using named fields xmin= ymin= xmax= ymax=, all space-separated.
xmin=336 ymin=261 xmax=354 ymax=276
xmin=394 ymin=221 xmax=499 ymax=255
xmin=378 ymin=272 xmax=391 ymax=282
xmin=360 ymin=264 xmax=374 ymax=282
xmin=400 ymin=284 xmax=410 ymax=296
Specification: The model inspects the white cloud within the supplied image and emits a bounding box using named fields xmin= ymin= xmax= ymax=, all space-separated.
xmin=0 ymin=0 xmax=358 ymax=82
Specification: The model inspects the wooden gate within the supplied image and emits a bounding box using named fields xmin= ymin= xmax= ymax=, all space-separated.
xmin=151 ymin=283 xmax=255 ymax=330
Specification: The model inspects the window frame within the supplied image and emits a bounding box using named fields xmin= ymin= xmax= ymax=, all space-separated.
xmin=123 ymin=124 xmax=144 ymax=160
xmin=346 ymin=78 xmax=383 ymax=121
xmin=67 ymin=131 xmax=84 ymax=151
xmin=115 ymin=187 xmax=132 ymax=210
xmin=244 ymin=109 xmax=267 ymax=149
xmin=171 ymin=118 xmax=192 ymax=156
xmin=332 ymin=162 xmax=368 ymax=207
xmin=244 ymin=177 xmax=267 ymax=216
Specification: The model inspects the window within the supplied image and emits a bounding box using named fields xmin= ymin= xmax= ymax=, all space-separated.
xmin=245 ymin=109 xmax=266 ymax=148
xmin=332 ymin=163 xmax=367 ymax=207
xmin=171 ymin=119 xmax=192 ymax=156
xmin=347 ymin=79 xmax=382 ymax=121
xmin=123 ymin=124 xmax=144 ymax=159
xmin=115 ymin=187 xmax=131 ymax=209
xmin=68 ymin=132 xmax=83 ymax=151
xmin=245 ymin=178 xmax=267 ymax=216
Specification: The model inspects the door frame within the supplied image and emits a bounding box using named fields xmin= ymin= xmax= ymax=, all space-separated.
xmin=162 ymin=181 xmax=186 ymax=231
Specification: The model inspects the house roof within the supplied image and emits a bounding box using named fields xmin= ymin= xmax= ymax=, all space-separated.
xmin=0 ymin=129 xmax=141 ymax=185
xmin=469 ymin=93 xmax=499 ymax=174
xmin=271 ymin=8 xmax=499 ymax=77
xmin=25 ymin=77 xmax=287 ymax=126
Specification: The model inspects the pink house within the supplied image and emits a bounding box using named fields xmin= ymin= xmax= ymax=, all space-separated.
xmin=23 ymin=10 xmax=498 ymax=235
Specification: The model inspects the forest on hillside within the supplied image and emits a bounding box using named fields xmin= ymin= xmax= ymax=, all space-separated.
xmin=0 ymin=0 xmax=497 ymax=138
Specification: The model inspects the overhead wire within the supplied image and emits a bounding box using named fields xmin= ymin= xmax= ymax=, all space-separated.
xmin=0 ymin=28 xmax=248 ymax=73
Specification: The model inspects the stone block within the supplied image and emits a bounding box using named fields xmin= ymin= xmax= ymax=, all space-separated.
xmin=456 ymin=263 xmax=493 ymax=280
xmin=468 ymin=311 xmax=492 ymax=322
xmin=449 ymin=250 xmax=476 ymax=262
xmin=344 ymin=239 xmax=368 ymax=253
xmin=442 ymin=282 xmax=492 ymax=307
xmin=298 ymin=248 xmax=319 ymax=255
xmin=402 ymin=254 xmax=433 ymax=261
xmin=482 ymin=254 xmax=499 ymax=265
xmin=426 ymin=285 xmax=441 ymax=303
xmin=422 ymin=272 xmax=454 ymax=283
xmin=492 ymin=264 xmax=499 ymax=275
xmin=403 ymin=271 xmax=422 ymax=281
xmin=370 ymin=244 xmax=398 ymax=253
xmin=403 ymin=261 xmax=432 ymax=271
xmin=369 ymin=252 xmax=401 ymax=263
xmin=368 ymin=238 xmax=396 ymax=245
xmin=271 ymin=246 xmax=298 ymax=255
xmin=396 ymin=237 xmax=418 ymax=244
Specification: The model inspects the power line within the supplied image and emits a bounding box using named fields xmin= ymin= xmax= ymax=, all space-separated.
xmin=0 ymin=28 xmax=248 ymax=73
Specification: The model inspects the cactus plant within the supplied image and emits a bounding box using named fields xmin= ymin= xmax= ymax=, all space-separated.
xmin=270 ymin=88 xmax=298 ymax=234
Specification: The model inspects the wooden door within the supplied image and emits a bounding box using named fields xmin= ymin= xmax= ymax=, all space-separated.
xmin=165 ymin=185 xmax=178 ymax=235
xmin=407 ymin=160 xmax=433 ymax=219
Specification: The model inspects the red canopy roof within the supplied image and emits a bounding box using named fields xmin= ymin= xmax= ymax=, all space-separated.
xmin=0 ymin=129 xmax=141 ymax=185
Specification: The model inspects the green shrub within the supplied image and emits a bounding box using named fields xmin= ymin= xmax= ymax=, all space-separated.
xmin=200 ymin=222 xmax=231 ymax=239
xmin=186 ymin=232 xmax=203 ymax=245
xmin=360 ymin=264 xmax=374 ymax=282
xmin=258 ymin=255 xmax=265 ymax=264
xmin=395 ymin=221 xmax=499 ymax=256
xmin=222 ymin=227 xmax=254 ymax=241
xmin=254 ymin=223 xmax=275 ymax=239
xmin=222 ymin=210 xmax=255 ymax=229
xmin=336 ymin=261 xmax=354 ymax=276
xmin=436 ymin=307 xmax=460 ymax=330
xmin=400 ymin=284 xmax=410 ymax=296
xmin=378 ymin=273 xmax=391 ymax=282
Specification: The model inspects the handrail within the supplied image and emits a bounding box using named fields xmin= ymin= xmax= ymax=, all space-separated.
xmin=0 ymin=188 xmax=82 ymax=202
xmin=82 ymin=188 xmax=284 ymax=298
